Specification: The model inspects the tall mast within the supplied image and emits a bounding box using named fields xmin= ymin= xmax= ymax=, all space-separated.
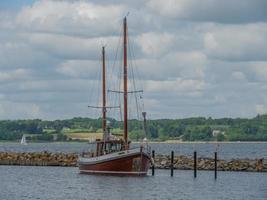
xmin=123 ymin=17 xmax=128 ymax=148
xmin=102 ymin=46 xmax=107 ymax=134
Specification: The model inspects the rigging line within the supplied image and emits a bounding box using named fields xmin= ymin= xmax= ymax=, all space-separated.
xmin=96 ymin=56 xmax=102 ymax=119
xmin=109 ymin=29 xmax=122 ymax=122
xmin=88 ymin=52 xmax=101 ymax=118
xmin=109 ymin=27 xmax=122 ymax=92
xmin=106 ymin=49 xmax=116 ymax=122
xmin=108 ymin=18 xmax=126 ymax=128
xmin=128 ymin=34 xmax=142 ymax=120
xmin=88 ymin=61 xmax=97 ymax=115
xmin=119 ymin=53 xmax=123 ymax=129
xmin=128 ymin=34 xmax=145 ymax=105
xmin=118 ymin=28 xmax=123 ymax=128
xmin=107 ymin=16 xmax=124 ymax=89
xmin=129 ymin=42 xmax=140 ymax=120
xmin=119 ymin=29 xmax=124 ymax=123
xmin=131 ymin=37 xmax=146 ymax=117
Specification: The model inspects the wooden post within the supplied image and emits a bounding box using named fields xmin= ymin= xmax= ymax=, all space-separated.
xmin=194 ymin=151 xmax=197 ymax=178
xmin=152 ymin=150 xmax=155 ymax=176
xmin=215 ymin=152 xmax=217 ymax=179
xmin=171 ymin=151 xmax=174 ymax=177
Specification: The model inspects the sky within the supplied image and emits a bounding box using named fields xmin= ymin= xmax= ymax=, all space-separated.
xmin=0 ymin=0 xmax=267 ymax=120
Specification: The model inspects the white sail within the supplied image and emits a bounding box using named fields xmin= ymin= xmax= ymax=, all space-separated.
xmin=20 ymin=135 xmax=27 ymax=145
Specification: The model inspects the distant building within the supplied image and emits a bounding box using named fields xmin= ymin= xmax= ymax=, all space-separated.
xmin=212 ymin=130 xmax=225 ymax=137
xmin=52 ymin=134 xmax=58 ymax=141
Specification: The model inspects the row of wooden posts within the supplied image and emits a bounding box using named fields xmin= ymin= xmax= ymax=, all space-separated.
xmin=151 ymin=150 xmax=218 ymax=179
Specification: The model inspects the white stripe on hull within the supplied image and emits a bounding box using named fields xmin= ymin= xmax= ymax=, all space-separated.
xmin=79 ymin=169 xmax=147 ymax=175
xmin=78 ymin=148 xmax=150 ymax=165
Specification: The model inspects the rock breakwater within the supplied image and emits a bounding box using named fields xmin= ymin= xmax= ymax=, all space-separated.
xmin=0 ymin=152 xmax=266 ymax=172
xmin=154 ymin=154 xmax=267 ymax=172
xmin=0 ymin=152 xmax=77 ymax=167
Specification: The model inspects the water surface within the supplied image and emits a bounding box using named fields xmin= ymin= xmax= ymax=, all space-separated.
xmin=0 ymin=142 xmax=266 ymax=159
xmin=0 ymin=166 xmax=266 ymax=200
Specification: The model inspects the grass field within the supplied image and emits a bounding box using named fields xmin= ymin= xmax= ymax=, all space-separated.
xmin=64 ymin=132 xmax=103 ymax=141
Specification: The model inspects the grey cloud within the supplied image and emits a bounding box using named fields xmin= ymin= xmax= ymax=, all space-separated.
xmin=147 ymin=0 xmax=267 ymax=24
xmin=134 ymin=51 xmax=207 ymax=81
xmin=204 ymin=23 xmax=267 ymax=61
xmin=15 ymin=0 xmax=126 ymax=37
xmin=0 ymin=0 xmax=267 ymax=120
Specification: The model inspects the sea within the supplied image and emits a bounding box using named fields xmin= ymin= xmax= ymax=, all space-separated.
xmin=0 ymin=142 xmax=266 ymax=159
xmin=0 ymin=142 xmax=266 ymax=200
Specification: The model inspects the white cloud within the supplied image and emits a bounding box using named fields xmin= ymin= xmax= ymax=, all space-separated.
xmin=136 ymin=32 xmax=175 ymax=57
xmin=147 ymin=0 xmax=267 ymax=23
xmin=16 ymin=0 xmax=125 ymax=37
xmin=0 ymin=101 xmax=43 ymax=119
xmin=249 ymin=62 xmax=267 ymax=81
xmin=231 ymin=71 xmax=246 ymax=81
xmin=25 ymin=33 xmax=119 ymax=60
xmin=0 ymin=0 xmax=267 ymax=119
xmin=204 ymin=23 xmax=267 ymax=61
xmin=145 ymin=78 xmax=205 ymax=93
xmin=135 ymin=51 xmax=207 ymax=81
xmin=255 ymin=104 xmax=267 ymax=115
xmin=57 ymin=60 xmax=99 ymax=78
xmin=0 ymin=69 xmax=31 ymax=82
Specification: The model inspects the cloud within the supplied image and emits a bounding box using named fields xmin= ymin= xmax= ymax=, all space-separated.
xmin=0 ymin=68 xmax=31 ymax=82
xmin=204 ymin=23 xmax=267 ymax=61
xmin=145 ymin=78 xmax=205 ymax=93
xmin=147 ymin=0 xmax=267 ymax=23
xmin=16 ymin=0 xmax=125 ymax=37
xmin=136 ymin=32 xmax=175 ymax=57
xmin=26 ymin=32 xmax=120 ymax=60
xmin=0 ymin=0 xmax=267 ymax=120
xmin=135 ymin=51 xmax=207 ymax=81
xmin=56 ymin=60 xmax=100 ymax=79
xmin=0 ymin=101 xmax=42 ymax=119
xmin=255 ymin=104 xmax=267 ymax=115
xmin=231 ymin=71 xmax=247 ymax=81
xmin=249 ymin=62 xmax=267 ymax=81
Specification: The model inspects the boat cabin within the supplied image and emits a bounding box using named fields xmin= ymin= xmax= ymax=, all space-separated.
xmin=95 ymin=140 xmax=131 ymax=156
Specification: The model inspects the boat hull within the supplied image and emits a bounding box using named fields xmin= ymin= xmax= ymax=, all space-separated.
xmin=78 ymin=149 xmax=151 ymax=176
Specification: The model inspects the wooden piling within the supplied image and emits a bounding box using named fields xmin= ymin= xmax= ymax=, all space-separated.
xmin=171 ymin=151 xmax=174 ymax=177
xmin=152 ymin=150 xmax=155 ymax=176
xmin=215 ymin=152 xmax=217 ymax=179
xmin=194 ymin=151 xmax=197 ymax=178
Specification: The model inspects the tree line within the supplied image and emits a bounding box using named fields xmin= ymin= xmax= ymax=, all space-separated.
xmin=0 ymin=114 xmax=266 ymax=141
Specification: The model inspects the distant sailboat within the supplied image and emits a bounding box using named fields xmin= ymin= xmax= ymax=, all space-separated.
xmin=20 ymin=135 xmax=27 ymax=145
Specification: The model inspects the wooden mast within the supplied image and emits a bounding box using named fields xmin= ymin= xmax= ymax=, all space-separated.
xmin=123 ymin=17 xmax=128 ymax=149
xmin=102 ymin=46 xmax=107 ymax=135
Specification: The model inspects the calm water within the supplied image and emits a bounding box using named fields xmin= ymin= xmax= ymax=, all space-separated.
xmin=0 ymin=166 xmax=266 ymax=200
xmin=0 ymin=142 xmax=267 ymax=159
xmin=1 ymin=143 xmax=267 ymax=199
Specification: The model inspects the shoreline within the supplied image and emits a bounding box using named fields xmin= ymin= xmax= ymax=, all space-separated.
xmin=143 ymin=141 xmax=267 ymax=144
xmin=1 ymin=140 xmax=267 ymax=144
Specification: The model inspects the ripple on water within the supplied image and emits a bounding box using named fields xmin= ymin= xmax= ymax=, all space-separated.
xmin=1 ymin=166 xmax=267 ymax=200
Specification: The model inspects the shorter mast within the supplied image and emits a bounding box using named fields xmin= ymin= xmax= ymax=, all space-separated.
xmin=102 ymin=46 xmax=107 ymax=136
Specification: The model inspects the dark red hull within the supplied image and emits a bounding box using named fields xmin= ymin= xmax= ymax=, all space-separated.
xmin=78 ymin=150 xmax=151 ymax=176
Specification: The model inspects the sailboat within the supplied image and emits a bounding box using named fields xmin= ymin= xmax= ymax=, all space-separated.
xmin=78 ymin=17 xmax=152 ymax=176
xmin=20 ymin=134 xmax=27 ymax=145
